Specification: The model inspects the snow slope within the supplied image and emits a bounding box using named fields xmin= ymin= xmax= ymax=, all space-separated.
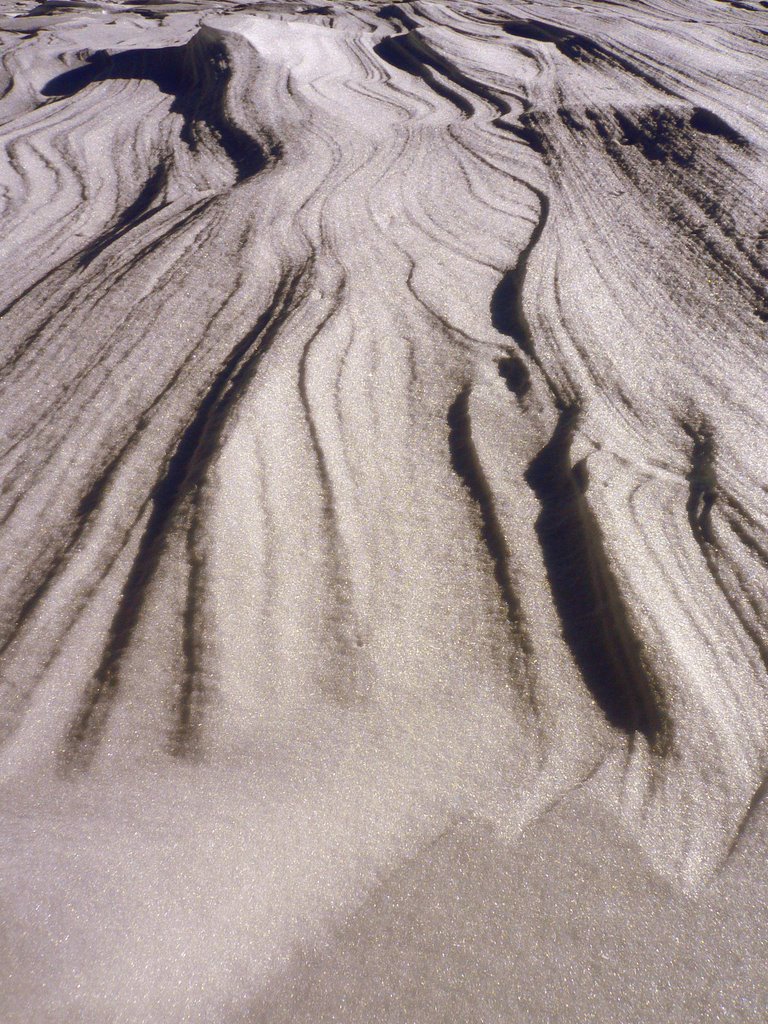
xmin=0 ymin=1 xmax=767 ymax=1020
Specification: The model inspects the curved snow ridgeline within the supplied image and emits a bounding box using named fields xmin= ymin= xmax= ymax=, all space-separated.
xmin=0 ymin=1 xmax=767 ymax=1021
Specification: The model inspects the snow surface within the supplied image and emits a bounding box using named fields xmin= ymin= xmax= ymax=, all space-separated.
xmin=0 ymin=0 xmax=767 ymax=1020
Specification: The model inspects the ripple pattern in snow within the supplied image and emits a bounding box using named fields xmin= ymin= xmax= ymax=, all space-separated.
xmin=1 ymin=1 xmax=767 ymax=1021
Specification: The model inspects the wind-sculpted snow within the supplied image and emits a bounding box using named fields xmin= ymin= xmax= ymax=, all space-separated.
xmin=0 ymin=1 xmax=767 ymax=1021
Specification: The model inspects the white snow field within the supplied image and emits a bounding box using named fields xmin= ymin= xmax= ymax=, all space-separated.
xmin=0 ymin=0 xmax=767 ymax=1020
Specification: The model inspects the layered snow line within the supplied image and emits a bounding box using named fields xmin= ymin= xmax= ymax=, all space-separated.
xmin=0 ymin=1 xmax=767 ymax=1021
